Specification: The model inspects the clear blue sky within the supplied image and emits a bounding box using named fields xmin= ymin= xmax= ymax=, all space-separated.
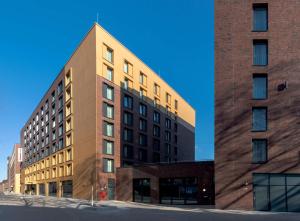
xmin=0 ymin=0 xmax=214 ymax=181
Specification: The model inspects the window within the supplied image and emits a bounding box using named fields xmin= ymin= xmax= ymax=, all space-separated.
xmin=58 ymin=125 xmax=63 ymax=136
xmin=124 ymin=112 xmax=133 ymax=126
xmin=153 ymin=111 xmax=160 ymax=123
xmin=154 ymin=83 xmax=160 ymax=96
xmin=66 ymin=133 xmax=72 ymax=146
xmin=103 ymin=103 xmax=114 ymax=119
xmin=175 ymin=100 xmax=178 ymax=110
xmin=52 ymin=118 xmax=56 ymax=128
xmin=58 ymin=81 xmax=63 ymax=95
xmin=139 ymin=134 xmax=147 ymax=146
xmin=51 ymin=104 xmax=56 ymax=116
xmin=154 ymin=98 xmax=160 ymax=108
xmin=253 ymin=74 xmax=267 ymax=99
xmin=253 ymin=4 xmax=268 ymax=31
xmin=138 ymin=149 xmax=147 ymax=161
xmin=58 ymin=111 xmax=63 ymax=123
xmin=105 ymin=66 xmax=113 ymax=81
xmin=153 ymin=125 xmax=160 ymax=137
xmin=52 ymin=130 xmax=56 ymax=141
xmin=153 ymin=139 xmax=160 ymax=151
xmin=123 ymin=61 xmax=129 ymax=73
xmin=103 ymin=158 xmax=114 ymax=173
xmin=139 ymin=88 xmax=147 ymax=99
xmin=165 ymin=131 xmax=171 ymax=142
xmin=66 ymin=149 xmax=72 ymax=161
xmin=139 ymin=72 xmax=147 ymax=86
xmin=165 ymin=118 xmax=171 ymax=129
xmin=66 ymin=86 xmax=71 ymax=101
xmin=106 ymin=47 xmax=113 ymax=63
xmin=174 ymin=123 xmax=178 ymax=132
xmin=153 ymin=153 xmax=160 ymax=163
xmin=252 ymin=139 xmax=267 ymax=163
xmin=166 ymin=93 xmax=171 ymax=104
xmin=103 ymin=122 xmax=114 ymax=137
xmin=123 ymin=145 xmax=133 ymax=159
xmin=58 ymin=96 xmax=63 ymax=109
xmin=139 ymin=118 xmax=147 ymax=131
xmin=65 ymin=70 xmax=72 ymax=85
xmin=139 ymin=103 xmax=147 ymax=117
xmin=124 ymin=95 xmax=133 ymax=109
xmin=123 ymin=128 xmax=133 ymax=142
xmin=253 ymin=40 xmax=268 ymax=66
xmin=103 ymin=83 xmax=114 ymax=101
xmin=252 ymin=107 xmax=267 ymax=131
xmin=103 ymin=140 xmax=114 ymax=155
xmin=58 ymin=138 xmax=64 ymax=149
xmin=123 ymin=77 xmax=133 ymax=90
xmin=51 ymin=91 xmax=55 ymax=103
xmin=165 ymin=143 xmax=171 ymax=155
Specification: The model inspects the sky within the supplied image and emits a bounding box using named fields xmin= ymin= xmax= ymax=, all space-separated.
xmin=0 ymin=0 xmax=214 ymax=181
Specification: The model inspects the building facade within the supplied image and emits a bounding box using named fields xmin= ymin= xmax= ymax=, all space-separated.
xmin=116 ymin=161 xmax=214 ymax=205
xmin=8 ymin=144 xmax=22 ymax=193
xmin=21 ymin=23 xmax=195 ymax=200
xmin=215 ymin=0 xmax=300 ymax=212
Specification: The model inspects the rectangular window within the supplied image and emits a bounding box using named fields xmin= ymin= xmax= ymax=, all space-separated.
xmin=103 ymin=158 xmax=114 ymax=173
xmin=123 ymin=61 xmax=128 ymax=73
xmin=139 ymin=87 xmax=147 ymax=99
xmin=153 ymin=125 xmax=161 ymax=137
xmin=174 ymin=100 xmax=178 ymax=110
xmin=103 ymin=140 xmax=114 ymax=155
xmin=103 ymin=122 xmax=114 ymax=137
xmin=154 ymin=83 xmax=160 ymax=96
xmin=51 ymin=91 xmax=55 ymax=103
xmin=165 ymin=131 xmax=171 ymax=142
xmin=253 ymin=74 xmax=267 ymax=99
xmin=58 ymin=111 xmax=63 ymax=123
xmin=153 ymin=111 xmax=160 ymax=123
xmin=103 ymin=83 xmax=114 ymax=101
xmin=253 ymin=4 xmax=268 ymax=31
xmin=138 ymin=149 xmax=147 ymax=161
xmin=58 ymin=125 xmax=63 ymax=136
xmin=139 ymin=103 xmax=147 ymax=117
xmin=124 ymin=112 xmax=133 ymax=126
xmin=123 ymin=128 xmax=133 ymax=142
xmin=139 ymin=72 xmax=147 ymax=87
xmin=58 ymin=96 xmax=63 ymax=109
xmin=105 ymin=66 xmax=113 ymax=81
xmin=166 ymin=93 xmax=171 ymax=104
xmin=124 ymin=95 xmax=133 ymax=109
xmin=165 ymin=118 xmax=171 ymax=129
xmin=252 ymin=107 xmax=267 ymax=131
xmin=139 ymin=118 xmax=147 ymax=131
xmin=58 ymin=81 xmax=63 ymax=95
xmin=139 ymin=134 xmax=147 ymax=146
xmin=123 ymin=145 xmax=133 ymax=159
xmin=103 ymin=103 xmax=114 ymax=119
xmin=58 ymin=138 xmax=64 ymax=149
xmin=153 ymin=139 xmax=160 ymax=151
xmin=252 ymin=139 xmax=267 ymax=163
xmin=105 ymin=46 xmax=113 ymax=63
xmin=123 ymin=77 xmax=133 ymax=90
xmin=253 ymin=40 xmax=268 ymax=66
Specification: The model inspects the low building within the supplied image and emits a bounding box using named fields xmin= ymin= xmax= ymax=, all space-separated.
xmin=116 ymin=161 xmax=214 ymax=205
xmin=0 ymin=180 xmax=9 ymax=193
xmin=8 ymin=144 xmax=22 ymax=193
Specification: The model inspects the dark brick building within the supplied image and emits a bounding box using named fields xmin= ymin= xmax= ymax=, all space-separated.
xmin=116 ymin=161 xmax=214 ymax=205
xmin=215 ymin=0 xmax=300 ymax=212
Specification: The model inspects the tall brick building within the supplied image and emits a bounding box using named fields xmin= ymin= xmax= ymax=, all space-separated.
xmin=21 ymin=23 xmax=196 ymax=201
xmin=215 ymin=0 xmax=300 ymax=212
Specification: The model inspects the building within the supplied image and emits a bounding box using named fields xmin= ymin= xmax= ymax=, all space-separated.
xmin=215 ymin=0 xmax=300 ymax=212
xmin=21 ymin=23 xmax=196 ymax=200
xmin=0 ymin=180 xmax=9 ymax=193
xmin=7 ymin=144 xmax=22 ymax=193
xmin=117 ymin=161 xmax=214 ymax=205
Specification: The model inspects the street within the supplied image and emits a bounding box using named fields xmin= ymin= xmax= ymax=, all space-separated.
xmin=0 ymin=193 xmax=300 ymax=221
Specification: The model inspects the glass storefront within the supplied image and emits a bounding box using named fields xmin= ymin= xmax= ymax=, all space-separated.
xmin=39 ymin=184 xmax=45 ymax=195
xmin=159 ymin=177 xmax=198 ymax=205
xmin=253 ymin=173 xmax=300 ymax=212
xmin=48 ymin=182 xmax=57 ymax=197
xmin=133 ymin=179 xmax=151 ymax=203
xmin=62 ymin=180 xmax=72 ymax=198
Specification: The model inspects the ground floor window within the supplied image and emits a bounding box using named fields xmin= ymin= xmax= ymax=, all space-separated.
xmin=253 ymin=173 xmax=300 ymax=212
xmin=49 ymin=182 xmax=57 ymax=197
xmin=39 ymin=184 xmax=45 ymax=195
xmin=62 ymin=180 xmax=72 ymax=198
xmin=25 ymin=184 xmax=36 ymax=195
xmin=160 ymin=177 xmax=198 ymax=205
xmin=133 ymin=179 xmax=151 ymax=203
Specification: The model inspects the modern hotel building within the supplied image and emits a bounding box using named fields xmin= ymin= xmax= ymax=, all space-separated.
xmin=21 ymin=23 xmax=196 ymax=201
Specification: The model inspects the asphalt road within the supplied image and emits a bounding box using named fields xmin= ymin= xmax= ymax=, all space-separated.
xmin=0 ymin=193 xmax=300 ymax=221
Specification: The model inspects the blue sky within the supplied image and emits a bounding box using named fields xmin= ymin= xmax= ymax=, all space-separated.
xmin=0 ymin=0 xmax=214 ymax=181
